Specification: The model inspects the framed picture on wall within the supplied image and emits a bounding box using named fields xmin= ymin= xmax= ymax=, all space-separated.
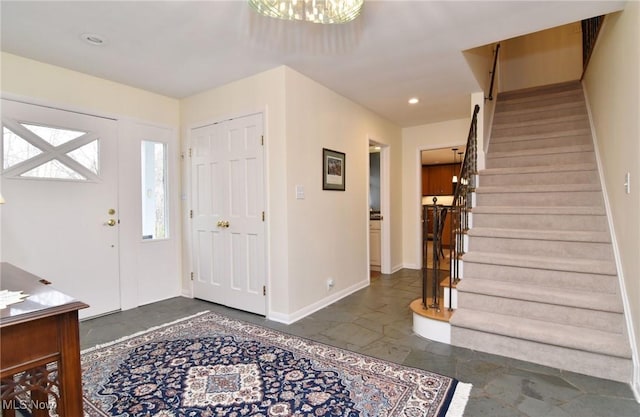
xmin=322 ymin=148 xmax=346 ymax=191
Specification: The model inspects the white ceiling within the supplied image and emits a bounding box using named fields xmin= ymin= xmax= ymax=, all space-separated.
xmin=420 ymin=146 xmax=464 ymax=166
xmin=0 ymin=1 xmax=625 ymax=127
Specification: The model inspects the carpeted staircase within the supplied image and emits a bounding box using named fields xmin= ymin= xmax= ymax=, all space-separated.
xmin=450 ymin=81 xmax=633 ymax=382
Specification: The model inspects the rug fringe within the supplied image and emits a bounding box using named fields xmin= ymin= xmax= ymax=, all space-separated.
xmin=81 ymin=310 xmax=210 ymax=354
xmin=446 ymin=382 xmax=472 ymax=417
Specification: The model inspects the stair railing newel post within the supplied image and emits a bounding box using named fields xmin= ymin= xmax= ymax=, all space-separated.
xmin=421 ymin=204 xmax=428 ymax=309
xmin=429 ymin=197 xmax=441 ymax=311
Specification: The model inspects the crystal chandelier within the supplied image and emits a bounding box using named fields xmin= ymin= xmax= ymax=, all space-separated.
xmin=249 ymin=0 xmax=364 ymax=24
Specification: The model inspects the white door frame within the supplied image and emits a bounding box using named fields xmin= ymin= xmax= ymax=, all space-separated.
xmin=0 ymin=93 xmax=181 ymax=315
xmin=186 ymin=111 xmax=268 ymax=315
xmin=1 ymin=98 xmax=121 ymax=318
xmin=368 ymin=138 xmax=391 ymax=274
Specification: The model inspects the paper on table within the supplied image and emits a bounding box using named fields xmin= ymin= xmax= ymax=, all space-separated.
xmin=0 ymin=289 xmax=29 ymax=309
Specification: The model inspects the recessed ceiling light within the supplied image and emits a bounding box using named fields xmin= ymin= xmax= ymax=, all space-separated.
xmin=408 ymin=97 xmax=419 ymax=104
xmin=81 ymin=33 xmax=107 ymax=46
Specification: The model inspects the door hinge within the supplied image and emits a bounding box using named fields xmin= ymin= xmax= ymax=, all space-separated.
xmin=190 ymin=209 xmax=193 ymax=219
xmin=262 ymin=211 xmax=265 ymax=222
xmin=263 ymin=285 xmax=266 ymax=296
xmin=261 ymin=135 xmax=264 ymax=146
xmin=189 ymin=148 xmax=193 ymax=157
xmin=190 ymin=272 xmax=194 ymax=281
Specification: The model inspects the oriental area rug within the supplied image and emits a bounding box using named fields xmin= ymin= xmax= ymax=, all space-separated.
xmin=80 ymin=311 xmax=471 ymax=417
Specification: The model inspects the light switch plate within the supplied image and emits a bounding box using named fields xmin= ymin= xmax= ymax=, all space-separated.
xmin=624 ymin=172 xmax=631 ymax=194
xmin=295 ymin=185 xmax=305 ymax=200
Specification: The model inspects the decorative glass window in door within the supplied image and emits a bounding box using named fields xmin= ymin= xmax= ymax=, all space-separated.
xmin=141 ymin=140 xmax=168 ymax=240
xmin=2 ymin=119 xmax=99 ymax=181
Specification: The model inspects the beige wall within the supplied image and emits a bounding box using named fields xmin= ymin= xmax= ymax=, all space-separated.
xmin=1 ymin=54 xmax=403 ymax=322
xmin=583 ymin=3 xmax=640 ymax=393
xmin=463 ymin=44 xmax=495 ymax=96
xmin=501 ymin=22 xmax=583 ymax=92
xmin=401 ymin=118 xmax=470 ymax=268
xmin=181 ymin=66 xmax=402 ymax=321
xmin=0 ymin=52 xmax=179 ymax=126
xmin=283 ymin=68 xmax=402 ymax=314
xmin=464 ymin=44 xmax=500 ymax=152
xmin=180 ymin=67 xmax=291 ymax=316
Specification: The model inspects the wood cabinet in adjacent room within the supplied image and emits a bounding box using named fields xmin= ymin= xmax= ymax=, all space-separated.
xmin=370 ymin=220 xmax=381 ymax=271
xmin=421 ymin=163 xmax=460 ymax=248
xmin=421 ymin=163 xmax=459 ymax=196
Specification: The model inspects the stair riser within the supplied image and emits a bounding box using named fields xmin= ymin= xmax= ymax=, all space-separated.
xmin=486 ymin=152 xmax=595 ymax=168
xmin=468 ymin=236 xmax=613 ymax=260
xmin=457 ymin=292 xmax=624 ymax=333
xmin=462 ymin=262 xmax=618 ymax=293
xmin=496 ymin=91 xmax=584 ymax=112
xmin=489 ymin=135 xmax=592 ymax=153
xmin=480 ymin=170 xmax=599 ymax=186
xmin=472 ymin=213 xmax=609 ymax=232
xmin=476 ymin=191 xmax=603 ymax=207
xmin=493 ymin=104 xmax=587 ymax=125
xmin=491 ymin=128 xmax=591 ymax=144
xmin=497 ymin=82 xmax=582 ymax=101
xmin=493 ymin=115 xmax=587 ymax=132
xmin=450 ymin=327 xmax=632 ymax=383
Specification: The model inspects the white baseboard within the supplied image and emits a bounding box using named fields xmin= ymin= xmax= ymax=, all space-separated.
xmin=403 ymin=263 xmax=420 ymax=271
xmin=583 ymin=82 xmax=640 ymax=399
xmin=413 ymin=312 xmax=451 ymax=344
xmin=268 ymin=279 xmax=369 ymax=325
xmin=390 ymin=263 xmax=404 ymax=273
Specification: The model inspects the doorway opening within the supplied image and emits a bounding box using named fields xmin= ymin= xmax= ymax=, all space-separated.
xmin=419 ymin=146 xmax=464 ymax=277
xmin=368 ymin=139 xmax=390 ymax=274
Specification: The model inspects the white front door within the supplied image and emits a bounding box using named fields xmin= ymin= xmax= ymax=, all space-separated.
xmin=191 ymin=113 xmax=266 ymax=315
xmin=1 ymin=99 xmax=120 ymax=318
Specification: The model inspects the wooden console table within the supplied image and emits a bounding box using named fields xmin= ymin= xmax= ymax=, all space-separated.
xmin=0 ymin=262 xmax=88 ymax=416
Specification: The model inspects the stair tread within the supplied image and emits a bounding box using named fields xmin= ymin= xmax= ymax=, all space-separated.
xmin=450 ymin=308 xmax=632 ymax=358
xmin=480 ymin=163 xmax=597 ymax=176
xmin=476 ymin=183 xmax=601 ymax=193
xmin=456 ymin=278 xmax=621 ymax=311
xmin=468 ymin=227 xmax=610 ymax=243
xmin=471 ymin=206 xmax=606 ymax=215
xmin=491 ymin=128 xmax=591 ymax=143
xmin=462 ymin=251 xmax=617 ymax=275
xmin=487 ymin=144 xmax=593 ymax=159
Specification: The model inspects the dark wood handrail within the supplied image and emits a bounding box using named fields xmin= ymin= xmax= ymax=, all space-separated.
xmin=453 ymin=104 xmax=480 ymax=206
xmin=486 ymin=43 xmax=500 ymax=101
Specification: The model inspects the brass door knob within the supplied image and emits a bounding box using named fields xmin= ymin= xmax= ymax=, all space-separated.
xmin=106 ymin=219 xmax=117 ymax=227
xmin=217 ymin=220 xmax=230 ymax=228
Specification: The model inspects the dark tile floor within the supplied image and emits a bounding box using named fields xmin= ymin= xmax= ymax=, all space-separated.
xmin=80 ymin=269 xmax=640 ymax=417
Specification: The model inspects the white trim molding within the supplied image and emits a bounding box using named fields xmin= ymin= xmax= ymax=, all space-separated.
xmin=268 ymin=279 xmax=369 ymax=324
